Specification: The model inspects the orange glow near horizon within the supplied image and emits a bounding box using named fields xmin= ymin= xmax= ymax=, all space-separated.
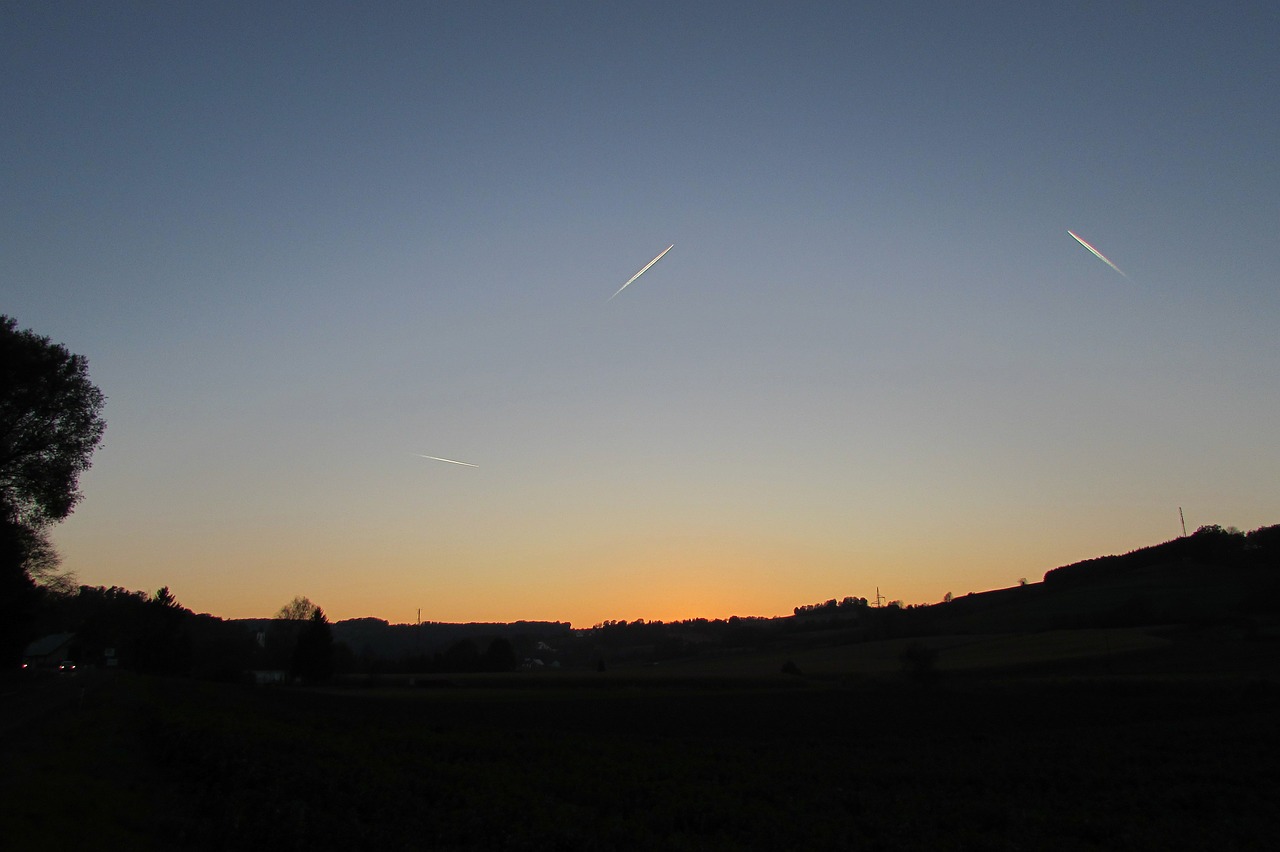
xmin=52 ymin=507 xmax=1218 ymax=629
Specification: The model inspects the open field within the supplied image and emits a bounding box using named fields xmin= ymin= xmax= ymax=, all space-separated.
xmin=4 ymin=631 xmax=1278 ymax=852
xmin=630 ymin=626 xmax=1173 ymax=679
xmin=594 ymin=621 xmax=1279 ymax=682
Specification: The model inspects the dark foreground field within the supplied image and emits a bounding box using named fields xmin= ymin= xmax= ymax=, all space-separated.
xmin=3 ymin=657 xmax=1278 ymax=851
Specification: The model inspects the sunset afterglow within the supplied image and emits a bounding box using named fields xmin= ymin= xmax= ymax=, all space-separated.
xmin=5 ymin=3 xmax=1277 ymax=627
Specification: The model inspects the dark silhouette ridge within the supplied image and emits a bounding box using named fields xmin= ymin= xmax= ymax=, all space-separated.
xmin=15 ymin=521 xmax=1277 ymax=680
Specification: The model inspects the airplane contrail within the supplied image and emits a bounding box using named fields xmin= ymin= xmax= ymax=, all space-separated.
xmin=415 ymin=454 xmax=478 ymax=468
xmin=1068 ymin=230 xmax=1127 ymax=277
xmin=608 ymin=244 xmax=674 ymax=301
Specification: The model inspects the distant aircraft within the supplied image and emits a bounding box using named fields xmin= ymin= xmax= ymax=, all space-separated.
xmin=1068 ymin=230 xmax=1127 ymax=277
xmin=609 ymin=244 xmax=674 ymax=301
xmin=415 ymin=454 xmax=477 ymax=468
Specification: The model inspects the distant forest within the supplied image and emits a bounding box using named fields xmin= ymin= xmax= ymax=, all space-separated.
xmin=15 ymin=523 xmax=1279 ymax=682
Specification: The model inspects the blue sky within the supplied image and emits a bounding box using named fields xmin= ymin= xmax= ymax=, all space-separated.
xmin=4 ymin=2 xmax=1278 ymax=625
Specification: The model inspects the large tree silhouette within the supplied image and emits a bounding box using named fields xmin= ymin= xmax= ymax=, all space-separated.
xmin=1 ymin=315 xmax=106 ymax=662
xmin=275 ymin=595 xmax=319 ymax=622
xmin=291 ymin=608 xmax=334 ymax=683
xmin=1 ymin=315 xmax=106 ymax=530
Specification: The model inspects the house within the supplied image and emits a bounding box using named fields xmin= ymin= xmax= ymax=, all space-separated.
xmin=23 ymin=633 xmax=77 ymax=669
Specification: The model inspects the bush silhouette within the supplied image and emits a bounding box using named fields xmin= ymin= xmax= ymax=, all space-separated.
xmin=900 ymin=641 xmax=939 ymax=683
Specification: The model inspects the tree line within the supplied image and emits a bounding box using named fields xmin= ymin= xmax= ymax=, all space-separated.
xmin=1044 ymin=523 xmax=1280 ymax=587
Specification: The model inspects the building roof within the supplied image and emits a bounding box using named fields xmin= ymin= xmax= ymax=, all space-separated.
xmin=23 ymin=633 xmax=75 ymax=658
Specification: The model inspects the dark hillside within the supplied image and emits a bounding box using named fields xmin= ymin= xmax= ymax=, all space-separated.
xmin=1044 ymin=524 xmax=1278 ymax=586
xmin=891 ymin=524 xmax=1280 ymax=637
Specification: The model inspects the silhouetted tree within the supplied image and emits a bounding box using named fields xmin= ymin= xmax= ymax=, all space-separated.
xmin=276 ymin=596 xmax=319 ymax=621
xmin=187 ymin=614 xmax=259 ymax=682
xmin=291 ymin=608 xmax=334 ymax=683
xmin=3 ymin=521 xmax=73 ymax=593
xmin=136 ymin=586 xmax=193 ymax=674
xmin=441 ymin=638 xmax=479 ymax=672
xmin=0 ymin=316 xmax=105 ymax=661
xmin=264 ymin=595 xmax=321 ymax=668
xmin=0 ymin=521 xmax=40 ymax=665
xmin=0 ymin=315 xmax=107 ymax=529
xmin=1247 ymin=524 xmax=1280 ymax=569
xmin=901 ymin=641 xmax=939 ymax=683
xmin=59 ymin=585 xmax=149 ymax=665
xmin=482 ymin=637 xmax=518 ymax=672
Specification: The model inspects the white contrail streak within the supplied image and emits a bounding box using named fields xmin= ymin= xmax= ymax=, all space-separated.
xmin=608 ymin=244 xmax=674 ymax=301
xmin=415 ymin=454 xmax=478 ymax=468
xmin=1068 ymin=230 xmax=1127 ymax=277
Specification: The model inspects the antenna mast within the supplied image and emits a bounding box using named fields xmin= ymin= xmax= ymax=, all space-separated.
xmin=1179 ymin=507 xmax=1187 ymax=537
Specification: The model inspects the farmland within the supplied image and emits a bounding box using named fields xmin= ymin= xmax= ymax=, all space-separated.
xmin=4 ymin=627 xmax=1277 ymax=851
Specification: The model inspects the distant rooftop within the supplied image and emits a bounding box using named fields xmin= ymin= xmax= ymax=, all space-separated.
xmin=24 ymin=633 xmax=75 ymax=657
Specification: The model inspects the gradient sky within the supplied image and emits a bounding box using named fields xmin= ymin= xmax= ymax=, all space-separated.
xmin=4 ymin=2 xmax=1278 ymax=626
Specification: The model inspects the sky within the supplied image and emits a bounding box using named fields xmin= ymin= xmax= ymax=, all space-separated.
xmin=4 ymin=2 xmax=1278 ymax=627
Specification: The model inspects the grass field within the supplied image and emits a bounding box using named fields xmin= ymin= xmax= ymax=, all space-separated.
xmin=3 ymin=633 xmax=1278 ymax=851
xmin=631 ymin=626 xmax=1174 ymax=679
